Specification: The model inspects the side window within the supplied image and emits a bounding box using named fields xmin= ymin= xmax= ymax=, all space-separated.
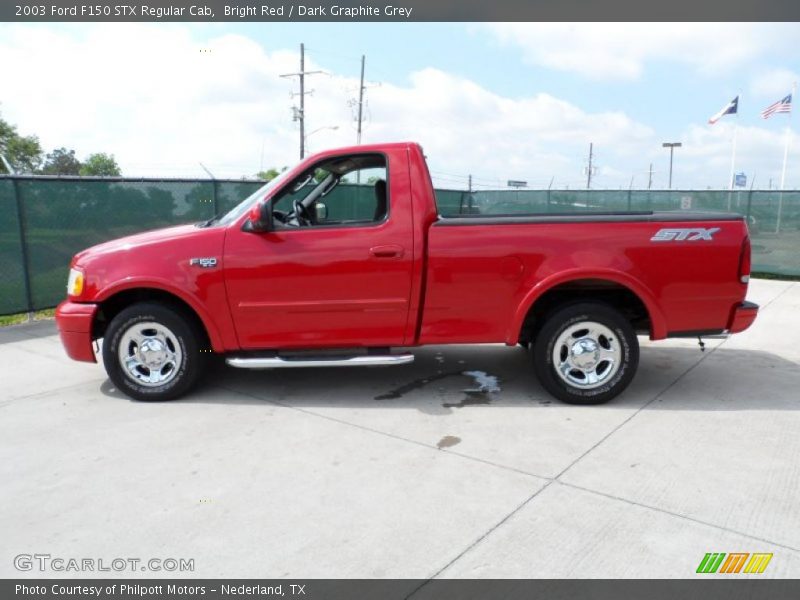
xmin=272 ymin=155 xmax=388 ymax=228
xmin=318 ymin=166 xmax=388 ymax=224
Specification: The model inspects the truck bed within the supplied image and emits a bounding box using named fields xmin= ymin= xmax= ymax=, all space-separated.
xmin=419 ymin=211 xmax=748 ymax=344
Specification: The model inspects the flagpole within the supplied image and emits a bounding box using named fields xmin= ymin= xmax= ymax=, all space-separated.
xmin=728 ymin=95 xmax=739 ymax=209
xmin=776 ymin=81 xmax=796 ymax=234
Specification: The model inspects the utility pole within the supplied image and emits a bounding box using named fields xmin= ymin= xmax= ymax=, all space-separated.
xmin=350 ymin=55 xmax=380 ymax=145
xmin=300 ymin=43 xmax=305 ymax=158
xmin=296 ymin=42 xmax=306 ymax=160
xmin=280 ymin=43 xmax=323 ymax=159
xmin=648 ymin=163 xmax=653 ymax=190
xmin=662 ymin=142 xmax=682 ymax=189
xmin=468 ymin=174 xmax=472 ymax=193
xmin=356 ymin=55 xmax=366 ymax=145
xmin=586 ymin=142 xmax=594 ymax=189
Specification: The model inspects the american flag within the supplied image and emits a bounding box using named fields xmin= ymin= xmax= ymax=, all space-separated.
xmin=761 ymin=94 xmax=792 ymax=119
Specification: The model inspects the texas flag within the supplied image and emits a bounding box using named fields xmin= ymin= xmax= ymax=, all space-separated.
xmin=708 ymin=96 xmax=739 ymax=124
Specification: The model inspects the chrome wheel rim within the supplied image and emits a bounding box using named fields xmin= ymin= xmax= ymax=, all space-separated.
xmin=552 ymin=321 xmax=621 ymax=389
xmin=118 ymin=321 xmax=182 ymax=387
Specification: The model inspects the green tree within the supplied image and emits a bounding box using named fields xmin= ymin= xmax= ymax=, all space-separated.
xmin=0 ymin=114 xmax=43 ymax=173
xmin=41 ymin=147 xmax=82 ymax=175
xmin=255 ymin=166 xmax=287 ymax=181
xmin=79 ymin=153 xmax=121 ymax=176
xmin=256 ymin=168 xmax=280 ymax=181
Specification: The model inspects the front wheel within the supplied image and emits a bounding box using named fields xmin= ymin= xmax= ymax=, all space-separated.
xmin=532 ymin=302 xmax=639 ymax=405
xmin=102 ymin=302 xmax=206 ymax=401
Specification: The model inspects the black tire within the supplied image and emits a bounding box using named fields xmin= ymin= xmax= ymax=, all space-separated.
xmin=102 ymin=302 xmax=207 ymax=401
xmin=532 ymin=302 xmax=639 ymax=405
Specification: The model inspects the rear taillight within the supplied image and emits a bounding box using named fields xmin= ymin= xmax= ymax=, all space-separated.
xmin=738 ymin=236 xmax=751 ymax=284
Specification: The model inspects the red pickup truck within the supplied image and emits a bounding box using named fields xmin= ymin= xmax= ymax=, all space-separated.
xmin=55 ymin=142 xmax=757 ymax=404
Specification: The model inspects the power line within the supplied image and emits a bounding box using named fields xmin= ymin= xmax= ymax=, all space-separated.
xmin=429 ymin=170 xmax=500 ymax=185
xmin=303 ymin=46 xmax=362 ymax=64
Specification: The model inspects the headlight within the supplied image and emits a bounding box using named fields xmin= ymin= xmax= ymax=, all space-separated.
xmin=67 ymin=267 xmax=84 ymax=297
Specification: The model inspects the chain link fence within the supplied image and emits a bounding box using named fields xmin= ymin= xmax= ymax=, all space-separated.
xmin=1 ymin=175 xmax=798 ymax=316
xmin=436 ymin=187 xmax=800 ymax=278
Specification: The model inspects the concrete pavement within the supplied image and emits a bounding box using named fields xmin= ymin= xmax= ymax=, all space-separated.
xmin=1 ymin=278 xmax=798 ymax=579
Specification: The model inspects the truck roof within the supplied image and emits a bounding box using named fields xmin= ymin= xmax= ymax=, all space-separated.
xmin=306 ymin=141 xmax=421 ymax=160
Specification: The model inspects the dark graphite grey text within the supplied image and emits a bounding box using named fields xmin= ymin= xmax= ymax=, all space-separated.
xmin=224 ymin=5 xmax=414 ymax=18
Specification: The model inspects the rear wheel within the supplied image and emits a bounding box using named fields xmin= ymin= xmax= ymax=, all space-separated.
xmin=102 ymin=302 xmax=206 ymax=401
xmin=532 ymin=302 xmax=638 ymax=404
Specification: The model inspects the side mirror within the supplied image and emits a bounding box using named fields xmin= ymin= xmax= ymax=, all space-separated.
xmin=243 ymin=200 xmax=273 ymax=233
xmin=315 ymin=202 xmax=328 ymax=221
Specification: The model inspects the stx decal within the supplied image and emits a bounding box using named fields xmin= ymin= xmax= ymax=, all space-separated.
xmin=696 ymin=552 xmax=773 ymax=574
xmin=651 ymin=227 xmax=721 ymax=242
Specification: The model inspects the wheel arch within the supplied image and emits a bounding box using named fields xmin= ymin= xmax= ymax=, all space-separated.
xmin=93 ymin=282 xmax=220 ymax=351
xmin=509 ymin=270 xmax=667 ymax=345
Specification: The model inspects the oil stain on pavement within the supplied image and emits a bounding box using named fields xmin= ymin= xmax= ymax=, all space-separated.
xmin=443 ymin=390 xmax=492 ymax=408
xmin=374 ymin=370 xmax=463 ymax=401
xmin=436 ymin=435 xmax=462 ymax=449
xmin=375 ymin=369 xmax=501 ymax=410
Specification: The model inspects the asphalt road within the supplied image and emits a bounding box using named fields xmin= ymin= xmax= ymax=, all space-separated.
xmin=1 ymin=278 xmax=799 ymax=579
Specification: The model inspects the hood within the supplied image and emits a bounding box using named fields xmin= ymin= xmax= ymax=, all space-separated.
xmin=73 ymin=224 xmax=203 ymax=264
xmin=70 ymin=222 xmax=227 ymax=303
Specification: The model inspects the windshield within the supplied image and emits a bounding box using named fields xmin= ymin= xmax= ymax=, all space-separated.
xmin=212 ymin=166 xmax=297 ymax=227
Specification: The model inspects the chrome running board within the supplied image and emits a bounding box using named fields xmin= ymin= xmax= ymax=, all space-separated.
xmin=226 ymin=353 xmax=415 ymax=369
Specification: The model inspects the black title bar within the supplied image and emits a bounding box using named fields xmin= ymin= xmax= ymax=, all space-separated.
xmin=5 ymin=579 xmax=800 ymax=600
xmin=4 ymin=0 xmax=800 ymax=22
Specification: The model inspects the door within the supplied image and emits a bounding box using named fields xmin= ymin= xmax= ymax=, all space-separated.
xmin=224 ymin=153 xmax=414 ymax=349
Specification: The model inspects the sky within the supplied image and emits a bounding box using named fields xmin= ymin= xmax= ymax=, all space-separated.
xmin=0 ymin=22 xmax=798 ymax=189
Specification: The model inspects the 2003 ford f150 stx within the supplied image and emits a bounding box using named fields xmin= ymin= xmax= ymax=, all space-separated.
xmin=55 ymin=142 xmax=758 ymax=404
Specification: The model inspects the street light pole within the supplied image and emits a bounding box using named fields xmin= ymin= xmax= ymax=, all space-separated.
xmin=662 ymin=142 xmax=682 ymax=189
xmin=303 ymin=125 xmax=339 ymax=154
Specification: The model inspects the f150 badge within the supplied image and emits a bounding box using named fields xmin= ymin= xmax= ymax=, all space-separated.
xmin=651 ymin=227 xmax=720 ymax=242
xmin=190 ymin=257 xmax=218 ymax=268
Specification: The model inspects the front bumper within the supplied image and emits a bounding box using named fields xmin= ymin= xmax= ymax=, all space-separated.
xmin=55 ymin=300 xmax=99 ymax=363
xmin=727 ymin=300 xmax=759 ymax=334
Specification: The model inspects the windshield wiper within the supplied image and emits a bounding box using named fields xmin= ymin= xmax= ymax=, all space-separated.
xmin=198 ymin=214 xmax=221 ymax=228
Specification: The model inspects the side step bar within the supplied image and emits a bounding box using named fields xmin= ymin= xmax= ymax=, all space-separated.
xmin=226 ymin=353 xmax=415 ymax=369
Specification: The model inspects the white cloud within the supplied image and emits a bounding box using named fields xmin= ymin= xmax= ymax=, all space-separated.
xmin=749 ymin=68 xmax=798 ymax=100
xmin=0 ymin=23 xmax=797 ymax=189
xmin=485 ymin=23 xmax=797 ymax=81
xmin=0 ymin=24 xmax=303 ymax=177
xmin=365 ymin=69 xmax=654 ymax=187
xmin=678 ymin=122 xmax=798 ymax=189
xmin=0 ymin=23 xmax=655 ymax=187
